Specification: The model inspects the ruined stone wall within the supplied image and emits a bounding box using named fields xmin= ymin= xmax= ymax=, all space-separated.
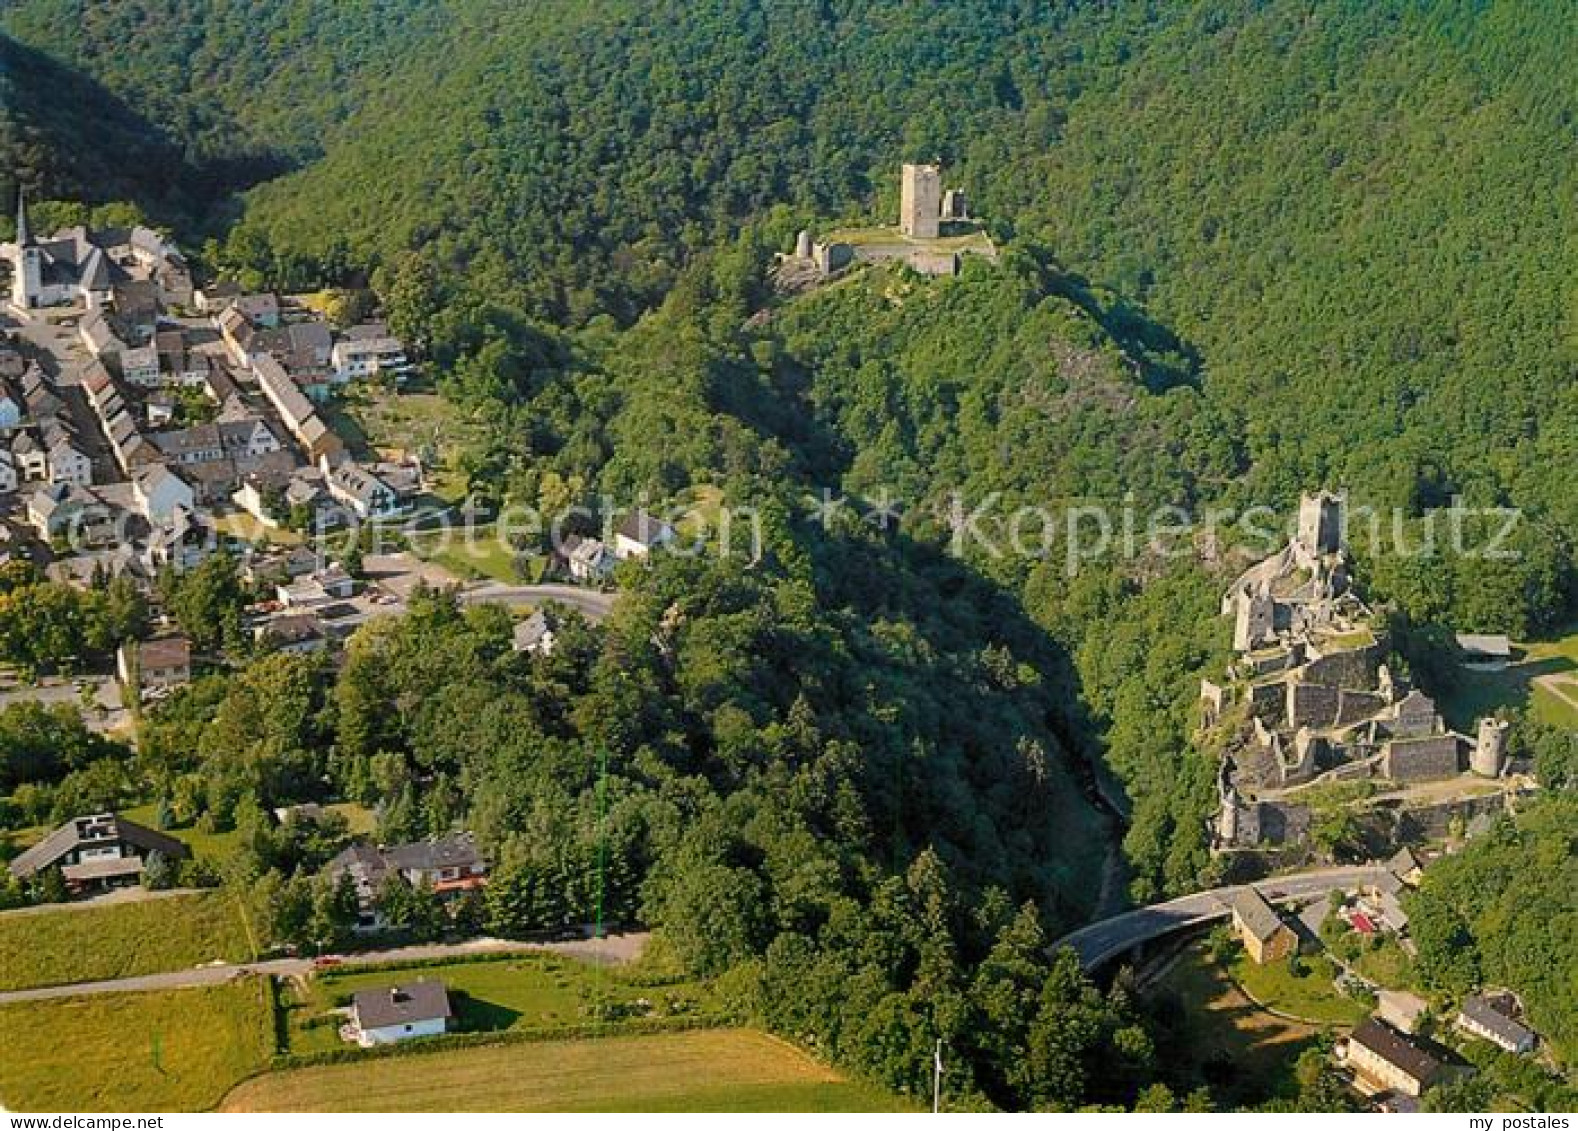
xmin=1287 ymin=680 xmax=1341 ymax=729
xmin=1300 ymin=641 xmax=1386 ymax=689
xmin=1381 ymin=735 xmax=1462 ymax=781
xmin=1335 ymin=690 xmax=1389 ymax=727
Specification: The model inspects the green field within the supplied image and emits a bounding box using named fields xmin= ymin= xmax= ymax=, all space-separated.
xmin=286 ymin=953 xmax=720 ymax=1054
xmin=1146 ymin=940 xmax=1319 ymax=1108
xmin=0 ymin=889 xmax=254 ymax=991
xmin=1440 ymin=627 xmax=1578 ymax=731
xmin=0 ymin=982 xmax=274 ymax=1111
xmin=224 ymin=1028 xmax=906 ymax=1112
xmin=407 ymin=525 xmax=537 ymax=584
xmin=1228 ymin=950 xmax=1366 ymax=1027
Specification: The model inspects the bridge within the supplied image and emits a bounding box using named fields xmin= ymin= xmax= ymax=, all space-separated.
xmin=1054 ymin=864 xmax=1392 ymax=971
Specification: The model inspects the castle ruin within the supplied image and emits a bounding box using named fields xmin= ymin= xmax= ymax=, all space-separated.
xmin=1208 ymin=491 xmax=1518 ymax=859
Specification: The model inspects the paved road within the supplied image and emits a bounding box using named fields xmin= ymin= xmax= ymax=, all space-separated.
xmin=459 ymin=582 xmax=616 ymax=621
xmin=1053 ymin=865 xmax=1390 ymax=971
xmin=0 ymin=931 xmax=650 ymax=1005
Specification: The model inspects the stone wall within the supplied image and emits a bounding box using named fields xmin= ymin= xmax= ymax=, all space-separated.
xmin=1286 ymin=680 xmax=1341 ymax=729
xmin=1300 ymin=640 xmax=1385 ymax=689
xmin=1381 ymin=735 xmax=1462 ymax=781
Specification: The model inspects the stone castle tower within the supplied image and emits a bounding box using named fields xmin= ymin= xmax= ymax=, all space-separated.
xmin=899 ymin=163 xmax=941 ymax=239
xmin=11 ymin=188 xmax=42 ymax=310
xmin=1471 ymin=717 xmax=1509 ymax=778
xmin=1296 ymin=491 xmax=1343 ymax=563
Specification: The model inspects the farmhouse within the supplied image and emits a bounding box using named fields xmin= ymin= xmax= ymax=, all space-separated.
xmin=1228 ymin=887 xmax=1298 ymax=965
xmin=1344 ymin=1017 xmax=1449 ymax=1099
xmin=7 ymin=812 xmax=188 ymax=894
xmin=351 ymin=980 xmax=452 ymax=1047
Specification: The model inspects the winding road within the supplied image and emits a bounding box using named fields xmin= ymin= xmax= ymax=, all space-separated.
xmin=1053 ymin=865 xmax=1391 ymax=971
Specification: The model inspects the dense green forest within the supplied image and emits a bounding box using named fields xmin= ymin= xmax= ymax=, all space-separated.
xmin=3 ymin=0 xmax=1576 ymax=1109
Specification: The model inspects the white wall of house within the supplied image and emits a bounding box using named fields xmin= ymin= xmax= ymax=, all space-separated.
xmin=357 ymin=1017 xmax=446 ymax=1047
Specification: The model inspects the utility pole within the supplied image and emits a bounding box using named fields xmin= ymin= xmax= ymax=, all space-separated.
xmin=932 ymin=1039 xmax=943 ymax=1113
xmin=594 ymin=745 xmax=609 ymax=940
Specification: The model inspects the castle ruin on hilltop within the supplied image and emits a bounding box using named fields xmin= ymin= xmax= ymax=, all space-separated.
xmin=1207 ymin=492 xmax=1518 ymax=861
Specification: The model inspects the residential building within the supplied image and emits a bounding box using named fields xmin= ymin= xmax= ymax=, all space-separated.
xmin=133 ymin=464 xmax=195 ymax=524
xmin=351 ymin=981 xmax=451 ymax=1047
xmin=1229 ymin=887 xmax=1298 ymax=964
xmin=46 ymin=437 xmax=93 ymax=487
xmin=331 ymin=322 xmax=410 ymax=381
xmin=257 ymin=613 xmax=329 ymax=655
xmin=512 ymin=609 xmax=558 ymax=655
xmin=120 ymin=344 xmax=162 ymax=387
xmin=117 ymin=635 xmax=193 ymax=696
xmin=325 ymin=833 xmax=489 ymax=928
xmin=613 ymin=509 xmax=676 ymax=559
xmin=562 ymin=533 xmax=612 ymax=582
xmin=1344 ymin=1018 xmax=1449 ymax=1098
xmin=1455 ymin=995 xmax=1536 ymax=1055
xmin=0 ymin=450 xmax=16 ymax=494
xmin=325 ymin=460 xmax=407 ymax=520
xmin=7 ymin=812 xmax=188 ymax=895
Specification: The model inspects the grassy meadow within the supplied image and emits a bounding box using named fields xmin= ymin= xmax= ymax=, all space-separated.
xmin=0 ymin=982 xmax=274 ymax=1111
xmin=0 ymin=889 xmax=253 ymax=991
xmin=224 ymin=1028 xmax=906 ymax=1112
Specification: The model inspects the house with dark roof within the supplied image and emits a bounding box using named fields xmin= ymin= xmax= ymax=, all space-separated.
xmin=7 ymin=813 xmax=188 ymax=895
xmin=1229 ymin=887 xmax=1298 ymax=964
xmin=324 ymin=832 xmax=488 ymax=929
xmin=351 ymin=980 xmax=451 ymax=1046
xmin=613 ymin=509 xmax=676 ymax=560
xmin=1344 ymin=1017 xmax=1452 ymax=1099
xmin=1455 ymin=994 xmax=1536 ymax=1055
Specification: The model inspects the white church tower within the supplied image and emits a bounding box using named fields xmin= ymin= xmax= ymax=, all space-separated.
xmin=11 ymin=189 xmax=43 ymax=309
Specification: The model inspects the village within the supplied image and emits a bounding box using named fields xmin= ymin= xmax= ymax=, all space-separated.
xmin=0 ymin=194 xmax=689 ymax=708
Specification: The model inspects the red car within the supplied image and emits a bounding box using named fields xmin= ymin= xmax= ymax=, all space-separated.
xmin=313 ymin=955 xmax=343 ymax=969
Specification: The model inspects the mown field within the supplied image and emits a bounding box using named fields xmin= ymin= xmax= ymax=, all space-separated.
xmin=0 ymin=889 xmax=253 ymax=991
xmin=224 ymin=1028 xmax=907 ymax=1112
xmin=0 ymin=982 xmax=274 ymax=1111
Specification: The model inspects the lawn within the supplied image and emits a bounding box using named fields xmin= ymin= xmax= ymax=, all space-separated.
xmin=223 ymin=1028 xmax=906 ymax=1112
xmin=1439 ymin=625 xmax=1578 ymax=731
xmin=286 ymin=952 xmax=720 ymax=1055
xmin=0 ymin=982 xmax=275 ymax=1111
xmin=1145 ymin=940 xmax=1320 ymax=1108
xmin=1228 ymin=950 xmax=1367 ymax=1027
xmin=0 ymin=889 xmax=254 ymax=991
xmin=115 ymin=801 xmax=374 ymax=869
xmin=407 ymin=524 xmax=540 ymax=584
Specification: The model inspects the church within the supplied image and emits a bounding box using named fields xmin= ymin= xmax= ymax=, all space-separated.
xmin=5 ymin=191 xmax=191 ymax=311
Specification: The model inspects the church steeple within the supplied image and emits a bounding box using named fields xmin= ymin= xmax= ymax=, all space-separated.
xmin=14 ymin=186 xmax=32 ymax=248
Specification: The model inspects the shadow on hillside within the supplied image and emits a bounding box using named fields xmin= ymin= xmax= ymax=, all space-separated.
xmin=0 ymin=35 xmax=295 ymax=228
xmin=1042 ymin=264 xmax=1203 ymax=395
